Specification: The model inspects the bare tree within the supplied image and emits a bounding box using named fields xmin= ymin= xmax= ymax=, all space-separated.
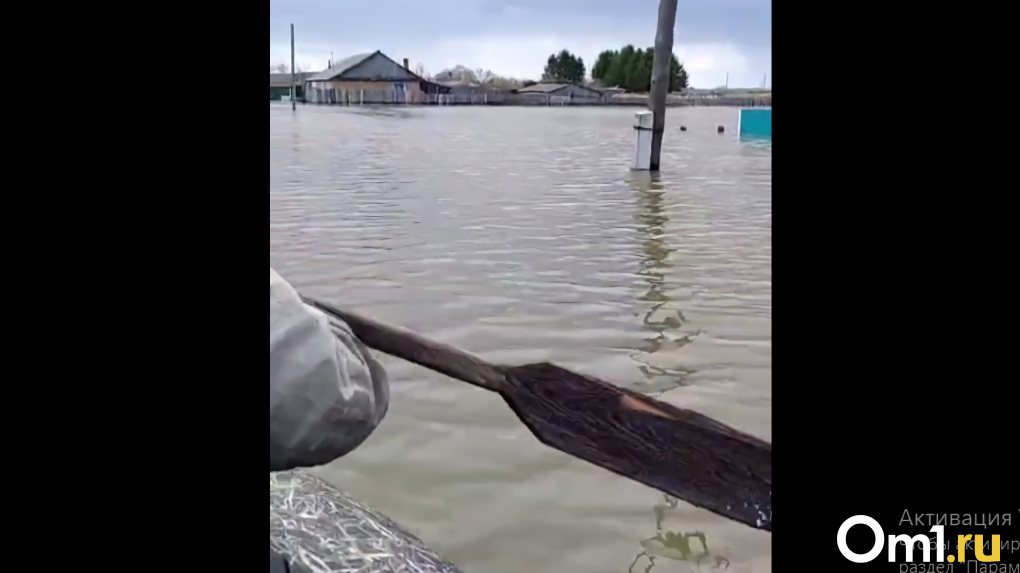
xmin=430 ymin=64 xmax=532 ymax=90
xmin=487 ymin=75 xmax=529 ymax=90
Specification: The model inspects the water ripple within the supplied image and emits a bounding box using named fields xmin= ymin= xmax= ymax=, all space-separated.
xmin=271 ymin=104 xmax=772 ymax=573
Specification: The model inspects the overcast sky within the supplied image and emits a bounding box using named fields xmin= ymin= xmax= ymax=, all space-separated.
xmin=269 ymin=0 xmax=771 ymax=89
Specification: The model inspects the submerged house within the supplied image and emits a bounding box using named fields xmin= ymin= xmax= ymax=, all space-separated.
xmin=509 ymin=83 xmax=604 ymax=105
xmin=304 ymin=51 xmax=450 ymax=105
xmin=270 ymin=72 xmax=315 ymax=101
xmin=434 ymin=81 xmax=504 ymax=104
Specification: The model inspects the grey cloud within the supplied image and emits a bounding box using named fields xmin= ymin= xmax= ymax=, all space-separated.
xmin=271 ymin=0 xmax=771 ymax=48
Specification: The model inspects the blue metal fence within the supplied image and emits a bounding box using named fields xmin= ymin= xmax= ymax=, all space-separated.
xmin=738 ymin=109 xmax=772 ymax=140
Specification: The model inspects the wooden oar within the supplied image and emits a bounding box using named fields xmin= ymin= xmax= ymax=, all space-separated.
xmin=304 ymin=297 xmax=772 ymax=532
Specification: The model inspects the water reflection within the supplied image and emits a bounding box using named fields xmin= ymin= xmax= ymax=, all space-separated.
xmin=739 ymin=137 xmax=772 ymax=152
xmin=629 ymin=174 xmax=695 ymax=395
xmin=628 ymin=495 xmax=732 ymax=573
xmin=626 ymin=178 xmax=734 ymax=572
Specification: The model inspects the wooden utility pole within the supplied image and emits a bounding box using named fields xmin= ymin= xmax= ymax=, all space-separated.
xmin=290 ymin=24 xmax=297 ymax=111
xmin=649 ymin=0 xmax=679 ymax=172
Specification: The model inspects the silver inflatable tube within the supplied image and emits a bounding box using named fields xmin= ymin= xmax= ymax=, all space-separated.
xmin=271 ymin=470 xmax=464 ymax=573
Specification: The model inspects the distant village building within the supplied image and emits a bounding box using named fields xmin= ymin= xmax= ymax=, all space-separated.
xmin=509 ymin=83 xmax=604 ymax=105
xmin=683 ymin=87 xmax=772 ymax=107
xmin=431 ymin=66 xmax=522 ymax=103
xmin=270 ymin=72 xmax=316 ymax=101
xmin=432 ymin=68 xmax=505 ymax=104
xmin=434 ymin=82 xmax=503 ymax=104
xmin=598 ymin=87 xmax=626 ymax=101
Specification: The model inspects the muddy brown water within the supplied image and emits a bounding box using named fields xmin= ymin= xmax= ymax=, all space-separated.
xmin=270 ymin=104 xmax=772 ymax=573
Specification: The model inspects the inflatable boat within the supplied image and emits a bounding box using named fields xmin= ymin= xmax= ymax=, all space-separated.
xmin=270 ymin=470 xmax=464 ymax=573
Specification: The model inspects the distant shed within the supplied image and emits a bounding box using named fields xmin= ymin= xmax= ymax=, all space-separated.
xmin=270 ymin=72 xmax=315 ymax=100
xmin=511 ymin=83 xmax=603 ymax=105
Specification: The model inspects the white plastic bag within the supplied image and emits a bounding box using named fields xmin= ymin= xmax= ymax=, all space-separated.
xmin=269 ymin=268 xmax=389 ymax=471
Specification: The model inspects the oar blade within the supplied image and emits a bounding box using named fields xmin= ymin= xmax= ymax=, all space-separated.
xmin=500 ymin=363 xmax=772 ymax=531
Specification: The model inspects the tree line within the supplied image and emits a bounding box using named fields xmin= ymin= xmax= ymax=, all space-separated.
xmin=542 ymin=47 xmax=690 ymax=93
xmin=543 ymin=51 xmax=588 ymax=84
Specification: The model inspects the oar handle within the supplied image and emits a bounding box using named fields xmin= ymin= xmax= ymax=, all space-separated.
xmin=302 ymin=297 xmax=507 ymax=393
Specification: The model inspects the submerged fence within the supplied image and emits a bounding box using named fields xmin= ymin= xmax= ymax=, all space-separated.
xmin=270 ymin=86 xmax=304 ymax=101
xmin=292 ymin=86 xmax=772 ymax=108
xmin=608 ymin=94 xmax=773 ymax=108
xmin=305 ymin=89 xmax=496 ymax=106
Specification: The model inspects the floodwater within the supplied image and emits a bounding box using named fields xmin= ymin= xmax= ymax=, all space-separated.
xmin=270 ymin=104 xmax=772 ymax=573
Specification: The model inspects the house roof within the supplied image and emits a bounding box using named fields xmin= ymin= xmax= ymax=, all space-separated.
xmin=518 ymin=83 xmax=602 ymax=95
xmin=518 ymin=83 xmax=569 ymax=93
xmin=305 ymin=51 xmax=426 ymax=83
xmin=306 ymin=53 xmax=375 ymax=82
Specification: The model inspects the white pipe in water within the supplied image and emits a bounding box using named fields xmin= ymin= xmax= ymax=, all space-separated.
xmin=632 ymin=111 xmax=654 ymax=171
